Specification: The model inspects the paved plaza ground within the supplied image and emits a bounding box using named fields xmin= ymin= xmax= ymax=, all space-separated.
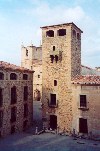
xmin=0 ymin=131 xmax=100 ymax=151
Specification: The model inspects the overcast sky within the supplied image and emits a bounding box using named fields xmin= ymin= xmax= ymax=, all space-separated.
xmin=0 ymin=0 xmax=100 ymax=68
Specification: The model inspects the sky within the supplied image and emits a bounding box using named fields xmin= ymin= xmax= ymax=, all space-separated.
xmin=0 ymin=0 xmax=100 ymax=68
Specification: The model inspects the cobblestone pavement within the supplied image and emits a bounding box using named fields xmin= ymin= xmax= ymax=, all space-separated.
xmin=0 ymin=132 xmax=100 ymax=151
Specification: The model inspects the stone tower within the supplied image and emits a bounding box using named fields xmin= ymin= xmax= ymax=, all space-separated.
xmin=21 ymin=45 xmax=42 ymax=101
xmin=41 ymin=22 xmax=83 ymax=132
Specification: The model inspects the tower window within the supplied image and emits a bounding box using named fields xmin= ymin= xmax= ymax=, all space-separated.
xmin=46 ymin=30 xmax=54 ymax=37
xmin=53 ymin=46 xmax=55 ymax=51
xmin=50 ymin=55 xmax=54 ymax=63
xmin=10 ymin=73 xmax=17 ymax=80
xmin=54 ymin=80 xmax=57 ymax=86
xmin=55 ymin=55 xmax=58 ymax=63
xmin=77 ymin=33 xmax=80 ymax=40
xmin=0 ymin=72 xmax=4 ymax=80
xmin=23 ymin=74 xmax=28 ymax=80
xmin=57 ymin=29 xmax=66 ymax=36
xmin=80 ymin=95 xmax=87 ymax=107
xmin=73 ymin=30 xmax=76 ymax=37
xmin=0 ymin=88 xmax=3 ymax=107
xmin=38 ymin=75 xmax=40 ymax=78
xmin=11 ymin=86 xmax=17 ymax=104
xmin=26 ymin=49 xmax=28 ymax=56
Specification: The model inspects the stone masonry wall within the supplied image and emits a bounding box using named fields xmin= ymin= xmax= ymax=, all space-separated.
xmin=42 ymin=23 xmax=82 ymax=132
xmin=0 ymin=68 xmax=33 ymax=137
xmin=72 ymin=84 xmax=100 ymax=136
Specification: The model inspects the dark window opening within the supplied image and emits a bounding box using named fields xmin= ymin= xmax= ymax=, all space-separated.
xmin=53 ymin=46 xmax=55 ymax=51
xmin=54 ymin=80 xmax=57 ymax=86
xmin=26 ymin=49 xmax=28 ymax=56
xmin=50 ymin=115 xmax=57 ymax=130
xmin=50 ymin=93 xmax=56 ymax=106
xmin=24 ymin=86 xmax=28 ymax=101
xmin=80 ymin=95 xmax=87 ymax=107
xmin=11 ymin=107 xmax=16 ymax=123
xmin=38 ymin=75 xmax=40 ymax=78
xmin=23 ymin=120 xmax=28 ymax=131
xmin=0 ymin=88 xmax=3 ymax=107
xmin=46 ymin=30 xmax=54 ymax=37
xmin=73 ymin=30 xmax=76 ymax=37
xmin=77 ymin=33 xmax=80 ymax=40
xmin=34 ymin=89 xmax=41 ymax=101
xmin=0 ymin=111 xmax=3 ymax=128
xmin=24 ymin=104 xmax=28 ymax=118
xmin=50 ymin=55 xmax=54 ymax=63
xmin=11 ymin=86 xmax=17 ymax=104
xmin=23 ymin=74 xmax=28 ymax=80
xmin=55 ymin=55 xmax=58 ymax=63
xmin=11 ymin=125 xmax=15 ymax=134
xmin=58 ymin=29 xmax=66 ymax=36
xmin=0 ymin=72 xmax=4 ymax=80
xmin=10 ymin=73 xmax=17 ymax=80
xmin=79 ymin=118 xmax=88 ymax=133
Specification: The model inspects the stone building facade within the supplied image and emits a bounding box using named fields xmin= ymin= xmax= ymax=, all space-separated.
xmin=21 ymin=22 xmax=100 ymax=137
xmin=0 ymin=61 xmax=33 ymax=137
xmin=41 ymin=22 xmax=100 ymax=137
xmin=21 ymin=45 xmax=42 ymax=101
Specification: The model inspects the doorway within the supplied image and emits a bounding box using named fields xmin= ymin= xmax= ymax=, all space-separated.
xmin=50 ymin=115 xmax=57 ymax=130
xmin=79 ymin=118 xmax=88 ymax=133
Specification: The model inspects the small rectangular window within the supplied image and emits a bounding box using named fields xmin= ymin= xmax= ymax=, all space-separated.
xmin=54 ymin=80 xmax=57 ymax=86
xmin=50 ymin=94 xmax=56 ymax=105
xmin=38 ymin=75 xmax=40 ymax=78
xmin=53 ymin=46 xmax=55 ymax=51
xmin=80 ymin=95 xmax=87 ymax=107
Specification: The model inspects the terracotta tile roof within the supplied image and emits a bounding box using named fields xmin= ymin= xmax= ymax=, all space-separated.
xmin=0 ymin=61 xmax=34 ymax=73
xmin=72 ymin=75 xmax=100 ymax=85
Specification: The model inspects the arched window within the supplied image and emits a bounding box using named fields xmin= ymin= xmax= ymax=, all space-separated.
xmin=53 ymin=46 xmax=55 ymax=51
xmin=23 ymin=74 xmax=28 ymax=80
xmin=11 ymin=86 xmax=17 ymax=104
xmin=46 ymin=30 xmax=54 ymax=37
xmin=0 ymin=72 xmax=4 ymax=80
xmin=0 ymin=88 xmax=3 ymax=107
xmin=10 ymin=73 xmax=17 ymax=80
